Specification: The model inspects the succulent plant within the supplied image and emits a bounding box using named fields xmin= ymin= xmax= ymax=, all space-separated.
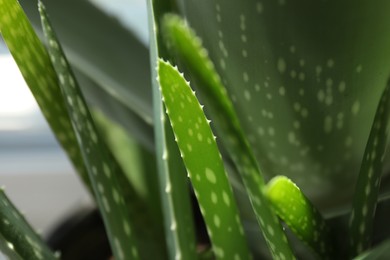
xmin=0 ymin=0 xmax=389 ymax=259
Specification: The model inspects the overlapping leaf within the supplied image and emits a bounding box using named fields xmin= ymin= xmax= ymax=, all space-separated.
xmin=349 ymin=81 xmax=390 ymax=257
xmin=353 ymin=240 xmax=390 ymax=260
xmin=146 ymin=1 xmax=198 ymax=259
xmin=158 ymin=60 xmax=251 ymax=259
xmin=19 ymin=0 xmax=155 ymax=146
xmin=161 ymin=14 xmax=295 ymax=259
xmin=178 ymin=0 xmax=390 ymax=214
xmin=93 ymin=110 xmax=168 ymax=259
xmin=38 ymin=2 xmax=141 ymax=259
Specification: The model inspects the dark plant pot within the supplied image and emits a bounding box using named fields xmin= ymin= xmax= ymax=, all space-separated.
xmin=45 ymin=193 xmax=211 ymax=260
xmin=46 ymin=209 xmax=112 ymax=260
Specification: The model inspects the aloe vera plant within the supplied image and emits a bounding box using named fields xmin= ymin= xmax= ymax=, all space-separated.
xmin=0 ymin=0 xmax=390 ymax=259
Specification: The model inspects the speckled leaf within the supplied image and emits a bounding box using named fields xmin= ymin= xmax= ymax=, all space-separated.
xmin=349 ymin=81 xmax=390 ymax=257
xmin=18 ymin=0 xmax=155 ymax=150
xmin=266 ymin=176 xmax=333 ymax=259
xmin=0 ymin=189 xmax=57 ymax=260
xmin=147 ymin=1 xmax=198 ymax=260
xmin=161 ymin=14 xmax=295 ymax=260
xmin=39 ymin=3 xmax=140 ymax=259
xmin=353 ymin=240 xmax=390 ymax=260
xmin=93 ymin=110 xmax=158 ymax=203
xmin=72 ymin=68 xmax=154 ymax=152
xmin=179 ymin=0 xmax=390 ymax=214
xmin=158 ymin=59 xmax=251 ymax=259
xmin=92 ymin=110 xmax=169 ymax=260
xmin=0 ymin=0 xmax=91 ymax=192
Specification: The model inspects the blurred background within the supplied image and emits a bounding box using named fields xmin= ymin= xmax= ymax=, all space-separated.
xmin=0 ymin=0 xmax=148 ymax=258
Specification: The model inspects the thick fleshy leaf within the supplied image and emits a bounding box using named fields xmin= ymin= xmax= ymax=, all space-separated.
xmin=19 ymin=0 xmax=154 ymax=133
xmin=92 ymin=110 xmax=169 ymax=260
xmin=0 ymin=0 xmax=90 ymax=191
xmin=349 ymin=81 xmax=390 ymax=256
xmin=146 ymin=1 xmax=198 ymax=260
xmin=73 ymin=68 xmax=155 ymax=152
xmin=161 ymin=14 xmax=295 ymax=259
xmin=0 ymin=189 xmax=57 ymax=260
xmin=178 ymin=0 xmax=390 ymax=213
xmin=93 ymin=110 xmax=156 ymax=202
xmin=266 ymin=176 xmax=333 ymax=259
xmin=353 ymin=240 xmax=390 ymax=260
xmin=39 ymin=3 xmax=140 ymax=259
xmin=158 ymin=59 xmax=251 ymax=259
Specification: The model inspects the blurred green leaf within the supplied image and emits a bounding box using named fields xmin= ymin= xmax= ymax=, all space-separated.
xmin=353 ymin=240 xmax=390 ymax=260
xmin=93 ymin=109 xmax=169 ymax=260
xmin=0 ymin=189 xmax=57 ymax=260
xmin=158 ymin=59 xmax=251 ymax=259
xmin=349 ymin=80 xmax=390 ymax=256
xmin=74 ymin=68 xmax=155 ymax=152
xmin=39 ymin=3 xmax=141 ymax=259
xmin=93 ymin=110 xmax=157 ymax=202
xmin=19 ymin=0 xmax=154 ymax=150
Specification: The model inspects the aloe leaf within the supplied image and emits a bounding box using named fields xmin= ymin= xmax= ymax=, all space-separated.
xmin=146 ymin=2 xmax=198 ymax=260
xmin=0 ymin=0 xmax=91 ymax=192
xmin=0 ymin=189 xmax=57 ymax=260
xmin=72 ymin=67 xmax=155 ymax=152
xmin=266 ymin=176 xmax=333 ymax=258
xmin=93 ymin=109 xmax=170 ymax=259
xmin=353 ymin=240 xmax=390 ymax=260
xmin=38 ymin=3 xmax=141 ymax=259
xmin=162 ymin=14 xmax=295 ymax=259
xmin=19 ymin=0 xmax=154 ymax=127
xmin=349 ymin=81 xmax=390 ymax=257
xmin=179 ymin=1 xmax=390 ymax=214
xmin=158 ymin=59 xmax=251 ymax=259
xmin=92 ymin=109 xmax=157 ymax=202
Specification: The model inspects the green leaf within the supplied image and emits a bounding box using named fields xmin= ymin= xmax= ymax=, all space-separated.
xmin=266 ymin=176 xmax=333 ymax=259
xmin=353 ymin=240 xmax=390 ymax=260
xmin=146 ymin=1 xmax=198 ymax=260
xmin=349 ymin=80 xmax=390 ymax=256
xmin=158 ymin=59 xmax=251 ymax=259
xmin=161 ymin=14 xmax=295 ymax=259
xmin=38 ymin=2 xmax=141 ymax=259
xmin=93 ymin=109 xmax=157 ymax=202
xmin=19 ymin=0 xmax=154 ymax=130
xmin=72 ymin=67 xmax=155 ymax=152
xmin=0 ymin=0 xmax=91 ymax=192
xmin=93 ymin=109 xmax=169 ymax=260
xmin=0 ymin=189 xmax=57 ymax=260
xmin=178 ymin=0 xmax=390 ymax=214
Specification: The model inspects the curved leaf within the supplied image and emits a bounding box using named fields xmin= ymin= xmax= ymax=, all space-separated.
xmin=178 ymin=0 xmax=390 ymax=213
xmin=266 ymin=176 xmax=333 ymax=259
xmin=158 ymin=59 xmax=251 ymax=259
xmin=146 ymin=1 xmax=198 ymax=260
xmin=161 ymin=14 xmax=295 ymax=259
